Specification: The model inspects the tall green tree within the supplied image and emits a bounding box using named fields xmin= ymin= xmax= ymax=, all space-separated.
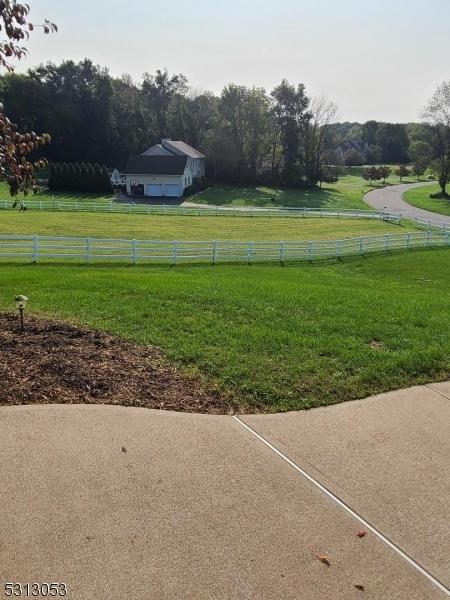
xmin=271 ymin=80 xmax=310 ymax=184
xmin=142 ymin=68 xmax=188 ymax=140
xmin=422 ymin=80 xmax=450 ymax=197
xmin=302 ymin=97 xmax=338 ymax=185
xmin=375 ymin=123 xmax=410 ymax=163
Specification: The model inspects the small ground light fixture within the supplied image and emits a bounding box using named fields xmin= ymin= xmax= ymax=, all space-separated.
xmin=15 ymin=295 xmax=28 ymax=332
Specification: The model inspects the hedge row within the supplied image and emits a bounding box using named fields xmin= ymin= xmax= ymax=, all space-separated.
xmin=48 ymin=162 xmax=112 ymax=194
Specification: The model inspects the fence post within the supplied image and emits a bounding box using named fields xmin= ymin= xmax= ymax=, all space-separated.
xmin=247 ymin=242 xmax=253 ymax=264
xmin=58 ymin=201 xmax=61 ymax=210
xmin=131 ymin=239 xmax=137 ymax=265
xmin=320 ymin=208 xmax=323 ymax=218
xmin=39 ymin=200 xmax=42 ymax=211
xmin=359 ymin=237 xmax=364 ymax=255
xmin=336 ymin=239 xmax=341 ymax=259
xmin=279 ymin=241 xmax=285 ymax=264
xmin=338 ymin=208 xmax=340 ymax=218
xmin=212 ymin=240 xmax=217 ymax=265
xmin=163 ymin=204 xmax=166 ymax=215
xmin=406 ymin=232 xmax=411 ymax=249
xmin=32 ymin=235 xmax=38 ymax=263
xmin=384 ymin=235 xmax=390 ymax=252
xmin=93 ymin=202 xmax=96 ymax=212
xmin=427 ymin=229 xmax=432 ymax=247
xmin=445 ymin=232 xmax=450 ymax=247
xmin=251 ymin=207 xmax=253 ymax=219
xmin=308 ymin=240 xmax=313 ymax=262
xmin=172 ymin=240 xmax=177 ymax=265
xmin=110 ymin=202 xmax=113 ymax=212
xmin=303 ymin=207 xmax=306 ymax=218
xmin=85 ymin=237 xmax=91 ymax=262
xmin=128 ymin=203 xmax=131 ymax=214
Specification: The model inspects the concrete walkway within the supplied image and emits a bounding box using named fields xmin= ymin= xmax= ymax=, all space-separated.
xmin=1 ymin=382 xmax=449 ymax=599
xmin=364 ymin=182 xmax=450 ymax=224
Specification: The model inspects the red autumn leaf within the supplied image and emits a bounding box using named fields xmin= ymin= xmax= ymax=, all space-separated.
xmin=357 ymin=529 xmax=367 ymax=538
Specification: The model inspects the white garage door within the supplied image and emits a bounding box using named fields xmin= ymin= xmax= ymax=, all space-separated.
xmin=164 ymin=184 xmax=180 ymax=197
xmin=147 ymin=184 xmax=163 ymax=196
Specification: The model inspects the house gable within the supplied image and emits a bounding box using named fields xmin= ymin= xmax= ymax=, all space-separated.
xmin=141 ymin=144 xmax=174 ymax=157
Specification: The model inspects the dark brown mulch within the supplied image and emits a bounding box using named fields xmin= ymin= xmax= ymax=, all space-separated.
xmin=0 ymin=312 xmax=235 ymax=414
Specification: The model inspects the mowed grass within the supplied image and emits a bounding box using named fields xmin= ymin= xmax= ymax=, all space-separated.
xmin=0 ymin=250 xmax=448 ymax=412
xmin=190 ymin=171 xmax=424 ymax=210
xmin=0 ymin=210 xmax=404 ymax=241
xmin=404 ymin=185 xmax=450 ymax=217
xmin=0 ymin=182 xmax=113 ymax=203
xmin=192 ymin=181 xmax=366 ymax=209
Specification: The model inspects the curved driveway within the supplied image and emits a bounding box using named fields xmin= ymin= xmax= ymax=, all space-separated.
xmin=364 ymin=181 xmax=450 ymax=224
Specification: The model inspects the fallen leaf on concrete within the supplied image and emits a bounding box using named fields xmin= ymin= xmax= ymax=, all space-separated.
xmin=357 ymin=529 xmax=367 ymax=538
xmin=315 ymin=554 xmax=331 ymax=566
xmin=354 ymin=584 xmax=365 ymax=591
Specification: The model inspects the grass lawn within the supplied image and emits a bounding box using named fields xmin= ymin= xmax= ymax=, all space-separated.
xmin=0 ymin=210 xmax=405 ymax=241
xmin=0 ymin=250 xmax=448 ymax=412
xmin=190 ymin=173 xmax=425 ymax=210
xmin=0 ymin=182 xmax=114 ymax=203
xmin=192 ymin=180 xmax=366 ymax=209
xmin=404 ymin=185 xmax=450 ymax=217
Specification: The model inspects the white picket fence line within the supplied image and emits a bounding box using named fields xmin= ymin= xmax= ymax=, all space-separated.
xmin=0 ymin=198 xmax=403 ymax=222
xmin=0 ymin=231 xmax=447 ymax=265
xmin=415 ymin=217 xmax=450 ymax=233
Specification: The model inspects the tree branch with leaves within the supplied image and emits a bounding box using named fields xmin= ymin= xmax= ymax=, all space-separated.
xmin=0 ymin=1 xmax=56 ymax=196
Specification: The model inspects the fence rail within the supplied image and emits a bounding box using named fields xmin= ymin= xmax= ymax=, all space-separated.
xmin=0 ymin=198 xmax=402 ymax=222
xmin=0 ymin=231 xmax=447 ymax=265
xmin=415 ymin=217 xmax=450 ymax=233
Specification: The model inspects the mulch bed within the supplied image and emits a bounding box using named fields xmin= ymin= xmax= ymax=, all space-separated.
xmin=0 ymin=312 xmax=235 ymax=414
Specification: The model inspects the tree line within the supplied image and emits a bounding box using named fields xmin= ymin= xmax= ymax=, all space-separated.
xmin=0 ymin=60 xmax=341 ymax=187
xmin=0 ymin=57 xmax=449 ymax=195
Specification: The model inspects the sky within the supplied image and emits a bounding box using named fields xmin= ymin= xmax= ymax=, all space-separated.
xmin=17 ymin=0 xmax=450 ymax=123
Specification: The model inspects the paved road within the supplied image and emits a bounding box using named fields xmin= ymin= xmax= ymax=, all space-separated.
xmin=364 ymin=182 xmax=450 ymax=224
xmin=1 ymin=382 xmax=449 ymax=599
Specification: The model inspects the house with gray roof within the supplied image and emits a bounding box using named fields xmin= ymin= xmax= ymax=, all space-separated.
xmin=123 ymin=139 xmax=205 ymax=198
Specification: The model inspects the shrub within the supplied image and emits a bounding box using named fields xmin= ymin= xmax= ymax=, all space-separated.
xmin=183 ymin=176 xmax=207 ymax=196
xmin=48 ymin=161 xmax=112 ymax=194
xmin=430 ymin=191 xmax=450 ymax=199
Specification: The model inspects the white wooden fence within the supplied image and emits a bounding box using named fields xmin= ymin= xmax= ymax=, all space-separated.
xmin=415 ymin=217 xmax=450 ymax=233
xmin=0 ymin=231 xmax=447 ymax=265
xmin=0 ymin=198 xmax=402 ymax=222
